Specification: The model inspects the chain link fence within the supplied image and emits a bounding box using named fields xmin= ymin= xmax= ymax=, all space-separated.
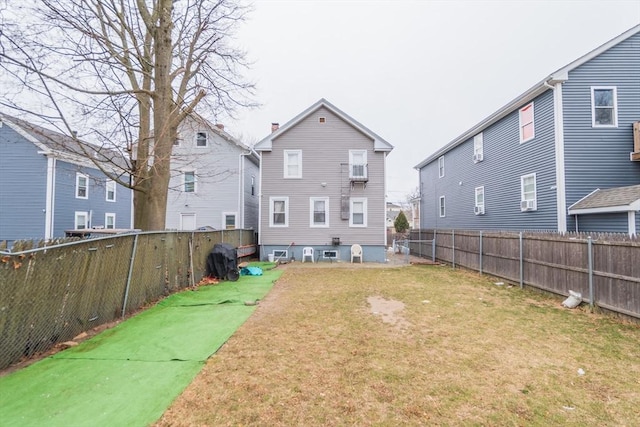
xmin=0 ymin=229 xmax=256 ymax=370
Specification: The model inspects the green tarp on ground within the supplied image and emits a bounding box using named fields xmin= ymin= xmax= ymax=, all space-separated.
xmin=0 ymin=263 xmax=282 ymax=427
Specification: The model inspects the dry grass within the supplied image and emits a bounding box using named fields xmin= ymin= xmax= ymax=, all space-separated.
xmin=155 ymin=264 xmax=640 ymax=426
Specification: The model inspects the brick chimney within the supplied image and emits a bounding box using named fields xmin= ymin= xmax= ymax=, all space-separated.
xmin=271 ymin=123 xmax=279 ymax=133
xmin=215 ymin=123 xmax=224 ymax=130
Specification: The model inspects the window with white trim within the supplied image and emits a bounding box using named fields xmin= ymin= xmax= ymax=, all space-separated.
xmin=105 ymin=213 xmax=116 ymax=229
xmin=439 ymin=196 xmax=445 ymax=217
xmin=106 ymin=180 xmax=116 ymax=202
xmin=473 ymin=133 xmax=484 ymax=162
xmin=591 ymin=87 xmax=618 ymax=127
xmin=76 ymin=173 xmax=88 ymax=199
xmin=75 ymin=211 xmax=89 ymax=229
xmin=196 ymin=132 xmax=208 ymax=147
xmin=184 ymin=171 xmax=196 ymax=193
xmin=223 ymin=212 xmax=237 ymax=230
xmin=270 ymin=197 xmax=289 ymax=227
xmin=349 ymin=150 xmax=367 ymax=179
xmin=310 ymin=197 xmax=329 ymax=227
xmin=475 ymin=186 xmax=485 ymax=214
xmin=519 ymin=102 xmax=535 ymax=143
xmin=350 ymin=197 xmax=367 ymax=227
xmin=251 ymin=175 xmax=255 ymax=196
xmin=438 ymin=156 xmax=445 ymax=178
xmin=520 ymin=173 xmax=537 ymax=211
xmin=284 ymin=150 xmax=302 ymax=178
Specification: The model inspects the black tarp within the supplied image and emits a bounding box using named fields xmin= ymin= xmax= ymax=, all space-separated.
xmin=206 ymin=243 xmax=239 ymax=281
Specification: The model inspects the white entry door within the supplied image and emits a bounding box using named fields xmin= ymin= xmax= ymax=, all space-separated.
xmin=180 ymin=213 xmax=196 ymax=230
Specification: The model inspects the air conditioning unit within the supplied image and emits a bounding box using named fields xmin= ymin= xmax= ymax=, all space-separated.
xmin=473 ymin=153 xmax=483 ymax=163
xmin=521 ymin=200 xmax=536 ymax=211
xmin=474 ymin=205 xmax=485 ymax=215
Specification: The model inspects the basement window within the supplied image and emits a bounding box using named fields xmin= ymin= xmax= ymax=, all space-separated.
xmin=272 ymin=250 xmax=288 ymax=260
xmin=323 ymin=250 xmax=338 ymax=259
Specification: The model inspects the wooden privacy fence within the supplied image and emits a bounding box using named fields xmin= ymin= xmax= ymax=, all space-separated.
xmin=0 ymin=229 xmax=256 ymax=370
xmin=409 ymin=229 xmax=640 ymax=320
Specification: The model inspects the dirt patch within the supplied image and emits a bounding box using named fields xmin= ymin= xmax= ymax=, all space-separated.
xmin=367 ymin=296 xmax=411 ymax=330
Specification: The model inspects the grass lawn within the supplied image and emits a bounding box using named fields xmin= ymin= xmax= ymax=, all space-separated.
xmin=155 ymin=263 xmax=640 ymax=426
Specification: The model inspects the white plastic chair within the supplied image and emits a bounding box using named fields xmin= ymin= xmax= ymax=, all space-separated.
xmin=302 ymin=247 xmax=314 ymax=263
xmin=350 ymin=244 xmax=363 ymax=263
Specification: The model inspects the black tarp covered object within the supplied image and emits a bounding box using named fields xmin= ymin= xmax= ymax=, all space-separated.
xmin=206 ymin=243 xmax=239 ymax=281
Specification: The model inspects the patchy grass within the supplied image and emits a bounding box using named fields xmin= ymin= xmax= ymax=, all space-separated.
xmin=155 ymin=264 xmax=640 ymax=426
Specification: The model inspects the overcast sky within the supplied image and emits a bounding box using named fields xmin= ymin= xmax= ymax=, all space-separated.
xmin=228 ymin=0 xmax=640 ymax=202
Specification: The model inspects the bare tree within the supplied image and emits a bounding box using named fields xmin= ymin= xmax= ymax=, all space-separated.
xmin=0 ymin=0 xmax=254 ymax=230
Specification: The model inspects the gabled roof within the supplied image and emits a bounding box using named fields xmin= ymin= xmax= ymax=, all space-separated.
xmin=568 ymin=184 xmax=640 ymax=215
xmin=414 ymin=24 xmax=640 ymax=170
xmin=253 ymin=98 xmax=394 ymax=152
xmin=1 ymin=113 xmax=128 ymax=169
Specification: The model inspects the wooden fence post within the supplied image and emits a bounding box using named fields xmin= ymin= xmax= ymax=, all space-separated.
xmin=452 ymin=229 xmax=455 ymax=269
xmin=519 ymin=232 xmax=523 ymax=289
xmin=479 ymin=230 xmax=483 ymax=275
xmin=588 ymin=236 xmax=594 ymax=310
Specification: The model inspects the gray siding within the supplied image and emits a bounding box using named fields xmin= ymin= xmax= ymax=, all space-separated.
xmin=260 ymin=106 xmax=387 ymax=249
xmin=0 ymin=124 xmax=48 ymax=241
xmin=571 ymin=212 xmax=634 ymax=234
xmin=53 ymin=161 xmax=132 ymax=236
xmin=165 ymin=117 xmax=246 ymax=230
xmin=563 ymin=32 xmax=640 ymax=231
xmin=420 ymin=90 xmax=558 ymax=231
xmin=242 ymin=155 xmax=259 ymax=231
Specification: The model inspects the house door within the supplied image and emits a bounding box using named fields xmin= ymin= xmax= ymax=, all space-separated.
xmin=180 ymin=213 xmax=196 ymax=230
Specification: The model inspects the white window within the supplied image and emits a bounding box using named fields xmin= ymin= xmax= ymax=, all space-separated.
xmin=350 ymin=197 xmax=367 ymax=227
xmin=349 ymin=150 xmax=367 ymax=179
xmin=519 ymin=102 xmax=535 ymax=143
xmin=105 ymin=213 xmax=116 ymax=229
xmin=196 ymin=131 xmax=208 ymax=147
xmin=270 ymin=197 xmax=289 ymax=227
xmin=473 ymin=133 xmax=484 ymax=162
xmin=310 ymin=197 xmax=329 ymax=227
xmin=439 ymin=196 xmax=446 ymax=217
xmin=284 ymin=150 xmax=302 ymax=178
xmin=475 ymin=186 xmax=485 ymax=215
xmin=184 ymin=171 xmax=196 ymax=193
xmin=438 ymin=156 xmax=445 ymax=178
xmin=591 ymin=87 xmax=618 ymax=127
xmin=251 ymin=175 xmax=255 ymax=196
xmin=75 ymin=211 xmax=89 ymax=229
xmin=520 ymin=173 xmax=537 ymax=211
xmin=76 ymin=173 xmax=88 ymax=199
xmin=223 ymin=212 xmax=237 ymax=230
xmin=106 ymin=180 xmax=116 ymax=202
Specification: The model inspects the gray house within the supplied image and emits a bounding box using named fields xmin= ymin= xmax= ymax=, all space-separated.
xmin=0 ymin=114 xmax=133 ymax=245
xmin=165 ymin=114 xmax=260 ymax=232
xmin=415 ymin=24 xmax=640 ymax=236
xmin=254 ymin=99 xmax=394 ymax=262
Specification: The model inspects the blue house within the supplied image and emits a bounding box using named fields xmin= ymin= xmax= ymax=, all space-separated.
xmin=0 ymin=114 xmax=133 ymax=245
xmin=415 ymin=25 xmax=640 ymax=236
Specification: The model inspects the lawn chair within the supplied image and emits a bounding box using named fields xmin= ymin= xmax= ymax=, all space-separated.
xmin=302 ymin=247 xmax=314 ymax=263
xmin=350 ymin=244 xmax=363 ymax=263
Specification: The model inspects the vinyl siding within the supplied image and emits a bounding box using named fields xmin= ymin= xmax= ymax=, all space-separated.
xmin=260 ymin=106 xmax=386 ymax=247
xmin=165 ymin=118 xmax=245 ymax=230
xmin=571 ymin=212 xmax=633 ymax=234
xmin=562 ymin=32 xmax=640 ymax=231
xmin=242 ymin=156 xmax=259 ymax=231
xmin=420 ymin=90 xmax=558 ymax=230
xmin=53 ymin=160 xmax=132 ymax=237
xmin=0 ymin=124 xmax=48 ymax=241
